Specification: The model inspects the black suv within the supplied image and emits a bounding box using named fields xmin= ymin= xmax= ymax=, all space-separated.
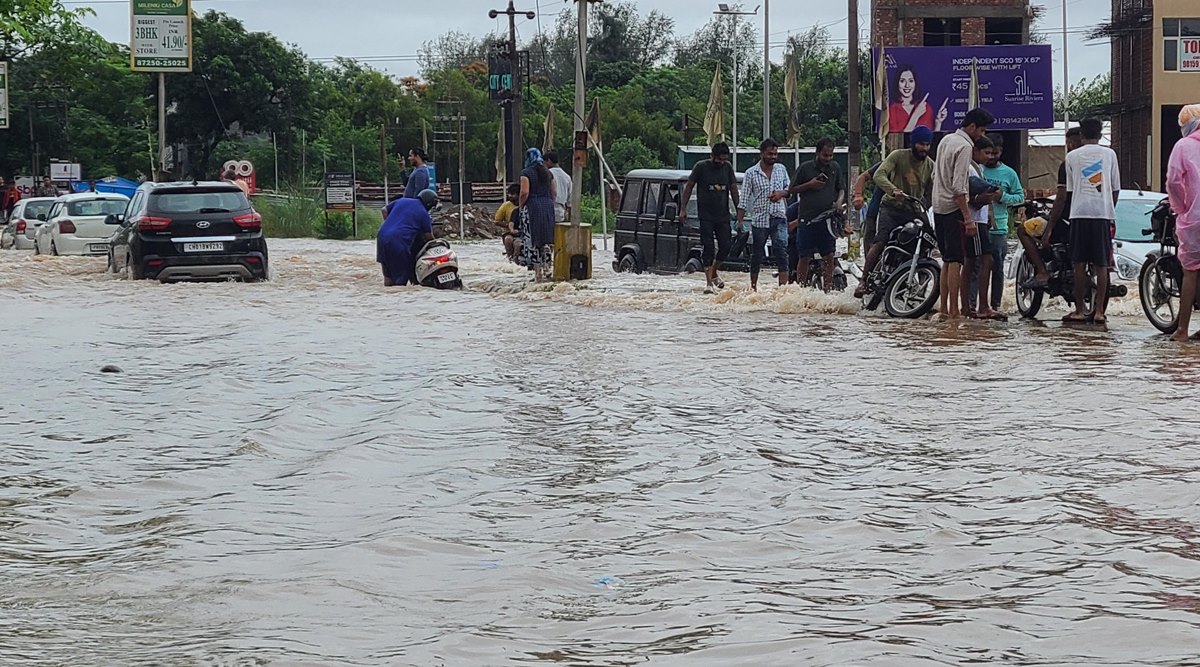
xmin=106 ymin=181 xmax=268 ymax=281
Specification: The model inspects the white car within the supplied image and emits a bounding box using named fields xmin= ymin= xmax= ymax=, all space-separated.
xmin=1 ymin=197 xmax=58 ymax=250
xmin=35 ymin=192 xmax=129 ymax=256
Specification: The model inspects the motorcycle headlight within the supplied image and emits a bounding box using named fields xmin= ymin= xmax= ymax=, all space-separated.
xmin=1114 ymin=254 xmax=1140 ymax=281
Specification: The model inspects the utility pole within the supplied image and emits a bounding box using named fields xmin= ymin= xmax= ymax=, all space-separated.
xmin=763 ymin=0 xmax=770 ymax=140
xmin=489 ymin=2 xmax=534 ymax=187
xmin=716 ymin=4 xmax=758 ymax=170
xmin=570 ymin=0 xmax=600 ymax=225
xmin=847 ymin=0 xmax=860 ymax=187
xmin=158 ymin=73 xmax=167 ymax=180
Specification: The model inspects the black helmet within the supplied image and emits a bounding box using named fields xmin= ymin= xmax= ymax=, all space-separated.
xmin=417 ymin=189 xmax=439 ymax=211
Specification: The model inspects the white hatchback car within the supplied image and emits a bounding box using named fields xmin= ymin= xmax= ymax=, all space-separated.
xmin=35 ymin=192 xmax=129 ymax=256
xmin=1 ymin=197 xmax=58 ymax=250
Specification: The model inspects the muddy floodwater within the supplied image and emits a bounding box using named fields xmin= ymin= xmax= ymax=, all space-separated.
xmin=3 ymin=238 xmax=1200 ymax=666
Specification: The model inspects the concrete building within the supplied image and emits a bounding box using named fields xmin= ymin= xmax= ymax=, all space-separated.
xmin=871 ymin=0 xmax=1038 ymax=178
xmin=1109 ymin=0 xmax=1200 ymax=192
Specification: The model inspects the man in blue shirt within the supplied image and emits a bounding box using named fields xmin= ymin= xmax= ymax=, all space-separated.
xmin=403 ymin=148 xmax=431 ymax=199
xmin=378 ymin=190 xmax=438 ymax=286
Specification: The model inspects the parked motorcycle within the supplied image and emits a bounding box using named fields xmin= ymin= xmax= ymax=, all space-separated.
xmin=414 ymin=239 xmax=463 ymax=289
xmin=1138 ymin=197 xmax=1187 ymax=333
xmin=859 ymin=194 xmax=941 ymax=318
xmin=1012 ymin=199 xmax=1127 ymax=320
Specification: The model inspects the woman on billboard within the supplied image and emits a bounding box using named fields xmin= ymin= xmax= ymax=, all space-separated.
xmin=889 ymin=65 xmax=949 ymax=134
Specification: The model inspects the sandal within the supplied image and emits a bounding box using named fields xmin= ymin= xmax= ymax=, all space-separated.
xmin=714 ymin=276 xmax=725 ymax=289
xmin=1062 ymin=313 xmax=1089 ymax=323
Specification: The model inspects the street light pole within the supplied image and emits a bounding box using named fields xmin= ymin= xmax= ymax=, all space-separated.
xmin=489 ymin=2 xmax=536 ymax=187
xmin=715 ymin=4 xmax=759 ymax=171
xmin=1061 ymin=0 xmax=1070 ymax=161
xmin=763 ymin=0 xmax=769 ymax=141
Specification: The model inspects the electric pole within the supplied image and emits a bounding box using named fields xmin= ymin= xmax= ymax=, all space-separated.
xmin=489 ymin=1 xmax=534 ymax=187
xmin=570 ymin=0 xmax=601 ymax=225
xmin=848 ymin=0 xmax=860 ymax=187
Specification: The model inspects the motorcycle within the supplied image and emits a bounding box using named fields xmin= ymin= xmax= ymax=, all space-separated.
xmin=1138 ymin=197 xmax=1189 ymax=334
xmin=859 ymin=194 xmax=941 ymax=318
xmin=1012 ymin=199 xmax=1127 ymax=320
xmin=795 ymin=208 xmax=850 ymax=292
xmin=414 ymin=239 xmax=463 ymax=289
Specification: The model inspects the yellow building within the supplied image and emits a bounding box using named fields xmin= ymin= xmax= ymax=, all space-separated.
xmin=1110 ymin=0 xmax=1200 ymax=191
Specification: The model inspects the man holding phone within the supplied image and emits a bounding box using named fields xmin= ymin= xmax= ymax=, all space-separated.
xmin=964 ymin=135 xmax=1005 ymax=319
xmin=789 ymin=138 xmax=845 ymax=288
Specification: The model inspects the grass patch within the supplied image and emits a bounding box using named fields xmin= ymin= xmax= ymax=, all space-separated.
xmin=255 ymin=188 xmax=383 ymax=240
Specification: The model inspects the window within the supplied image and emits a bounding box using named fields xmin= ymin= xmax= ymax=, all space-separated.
xmin=643 ymin=182 xmax=662 ymax=216
xmin=67 ymin=199 xmax=128 ymax=217
xmin=150 ymin=191 xmax=249 ymax=213
xmin=924 ymin=18 xmax=961 ymax=47
xmin=620 ymin=180 xmax=643 ymax=214
xmin=1164 ymin=18 xmax=1200 ymax=72
xmin=23 ymin=201 xmax=53 ymax=220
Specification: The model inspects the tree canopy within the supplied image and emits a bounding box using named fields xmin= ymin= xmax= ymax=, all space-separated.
xmin=1 ymin=0 xmax=875 ymax=186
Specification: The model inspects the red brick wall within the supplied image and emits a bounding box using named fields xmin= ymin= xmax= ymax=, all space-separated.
xmin=872 ymin=0 xmax=1026 ymax=47
xmin=1110 ymin=0 xmax=1154 ymax=188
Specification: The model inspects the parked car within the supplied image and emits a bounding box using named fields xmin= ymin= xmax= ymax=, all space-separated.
xmin=613 ymin=169 xmax=748 ymax=274
xmin=34 ymin=192 xmax=129 ymax=256
xmin=107 ymin=181 xmax=268 ymax=282
xmin=0 ymin=197 xmax=57 ymax=250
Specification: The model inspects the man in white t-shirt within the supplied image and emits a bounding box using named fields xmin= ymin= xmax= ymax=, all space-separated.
xmin=1064 ymin=117 xmax=1120 ymax=324
xmin=545 ymin=151 xmax=572 ymax=223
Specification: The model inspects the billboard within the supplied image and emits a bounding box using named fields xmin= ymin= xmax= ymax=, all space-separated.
xmin=130 ymin=0 xmax=193 ymax=72
xmin=874 ymin=45 xmax=1054 ymax=132
xmin=1182 ymin=38 xmax=1200 ymax=72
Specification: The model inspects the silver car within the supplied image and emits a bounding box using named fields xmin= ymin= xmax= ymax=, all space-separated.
xmin=1 ymin=197 xmax=58 ymax=250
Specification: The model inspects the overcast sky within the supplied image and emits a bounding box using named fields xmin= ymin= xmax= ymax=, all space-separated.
xmin=72 ymin=0 xmax=1112 ymax=87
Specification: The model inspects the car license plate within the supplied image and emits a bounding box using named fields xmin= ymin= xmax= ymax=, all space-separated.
xmin=183 ymin=242 xmax=224 ymax=252
xmin=88 ymin=243 xmax=109 ymax=253
xmin=437 ymin=272 xmax=457 ymax=284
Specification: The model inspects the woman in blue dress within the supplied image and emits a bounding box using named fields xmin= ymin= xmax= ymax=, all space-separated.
xmin=519 ymin=148 xmax=558 ymax=282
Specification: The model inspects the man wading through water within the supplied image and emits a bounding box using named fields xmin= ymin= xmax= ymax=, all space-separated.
xmin=931 ymin=107 xmax=995 ymax=319
xmin=737 ymin=139 xmax=792 ymax=291
xmin=680 ymin=142 xmax=740 ymax=293
xmin=789 ymin=137 xmax=845 ymax=291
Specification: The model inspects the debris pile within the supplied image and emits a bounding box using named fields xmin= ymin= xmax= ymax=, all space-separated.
xmin=433 ymin=205 xmax=508 ymax=240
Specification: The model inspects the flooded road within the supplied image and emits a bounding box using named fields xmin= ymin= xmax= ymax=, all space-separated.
xmin=2 ymin=239 xmax=1200 ymax=666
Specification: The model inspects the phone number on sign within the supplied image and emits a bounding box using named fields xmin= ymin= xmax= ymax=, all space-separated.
xmin=135 ymin=58 xmax=188 ymax=67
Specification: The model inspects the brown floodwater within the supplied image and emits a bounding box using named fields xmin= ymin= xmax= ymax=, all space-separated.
xmin=2 ymin=239 xmax=1199 ymax=666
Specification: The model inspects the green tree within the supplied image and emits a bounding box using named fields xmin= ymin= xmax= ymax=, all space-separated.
xmin=166 ymin=10 xmax=315 ymax=179
xmin=0 ymin=0 xmax=103 ymax=60
xmin=606 ymin=137 xmax=661 ymax=176
xmin=1054 ymin=73 xmax=1111 ymax=121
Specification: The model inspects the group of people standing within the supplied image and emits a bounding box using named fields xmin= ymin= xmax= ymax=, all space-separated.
xmin=494 ymin=148 xmax=572 ymax=282
xmin=682 ymin=138 xmax=849 ymax=293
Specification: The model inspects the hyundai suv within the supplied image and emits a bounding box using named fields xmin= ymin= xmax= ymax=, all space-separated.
xmin=106 ymin=181 xmax=269 ymax=281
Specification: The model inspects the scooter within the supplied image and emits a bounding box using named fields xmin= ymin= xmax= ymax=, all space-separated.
xmin=415 ymin=239 xmax=463 ymax=289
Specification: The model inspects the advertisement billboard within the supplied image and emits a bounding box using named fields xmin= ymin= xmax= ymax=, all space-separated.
xmin=873 ymin=45 xmax=1054 ymax=132
xmin=1181 ymin=37 xmax=1200 ymax=72
xmin=130 ymin=0 xmax=193 ymax=72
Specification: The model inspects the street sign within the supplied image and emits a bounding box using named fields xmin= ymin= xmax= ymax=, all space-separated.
xmin=49 ymin=163 xmax=82 ymax=182
xmin=1182 ymin=38 xmax=1200 ymax=72
xmin=130 ymin=0 xmax=193 ymax=72
xmin=325 ymin=172 xmax=355 ymax=212
xmin=0 ymin=62 xmax=9 ymax=130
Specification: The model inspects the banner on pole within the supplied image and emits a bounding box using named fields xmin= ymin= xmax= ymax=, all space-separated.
xmin=131 ymin=0 xmax=193 ymax=72
xmin=324 ymin=172 xmax=355 ymax=212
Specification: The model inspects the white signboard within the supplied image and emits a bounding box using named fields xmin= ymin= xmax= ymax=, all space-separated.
xmin=0 ymin=62 xmax=8 ymax=130
xmin=130 ymin=0 xmax=193 ymax=72
xmin=50 ymin=163 xmax=83 ymax=182
xmin=1181 ymin=38 xmax=1200 ymax=72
